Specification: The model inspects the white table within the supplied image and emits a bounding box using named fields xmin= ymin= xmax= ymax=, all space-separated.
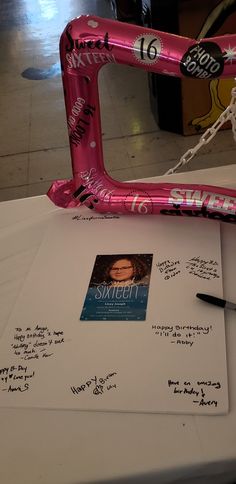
xmin=1 ymin=165 xmax=236 ymax=484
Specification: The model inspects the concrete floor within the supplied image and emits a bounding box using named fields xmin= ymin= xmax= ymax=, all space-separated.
xmin=0 ymin=0 xmax=235 ymax=202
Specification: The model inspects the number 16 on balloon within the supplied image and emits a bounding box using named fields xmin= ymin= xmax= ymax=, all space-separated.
xmin=133 ymin=34 xmax=162 ymax=65
xmin=127 ymin=193 xmax=153 ymax=214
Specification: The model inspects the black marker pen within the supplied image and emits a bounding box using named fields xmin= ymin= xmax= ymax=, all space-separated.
xmin=196 ymin=293 xmax=236 ymax=311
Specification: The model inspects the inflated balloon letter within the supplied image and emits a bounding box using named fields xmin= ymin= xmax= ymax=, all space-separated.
xmin=48 ymin=15 xmax=236 ymax=224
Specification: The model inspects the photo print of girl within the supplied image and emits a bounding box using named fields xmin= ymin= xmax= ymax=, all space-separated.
xmin=80 ymin=254 xmax=153 ymax=321
xmin=90 ymin=254 xmax=153 ymax=287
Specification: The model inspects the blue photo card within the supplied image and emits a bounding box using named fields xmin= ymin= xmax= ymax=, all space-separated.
xmin=80 ymin=254 xmax=153 ymax=321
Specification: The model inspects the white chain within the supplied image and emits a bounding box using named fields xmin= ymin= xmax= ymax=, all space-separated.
xmin=165 ymin=87 xmax=236 ymax=175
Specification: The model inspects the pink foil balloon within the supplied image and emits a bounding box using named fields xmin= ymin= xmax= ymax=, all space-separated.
xmin=47 ymin=15 xmax=236 ymax=224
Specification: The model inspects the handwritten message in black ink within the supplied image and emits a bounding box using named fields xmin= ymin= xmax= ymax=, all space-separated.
xmin=186 ymin=257 xmax=220 ymax=280
xmin=0 ymin=364 xmax=35 ymax=393
xmin=72 ymin=214 xmax=120 ymax=221
xmin=168 ymin=378 xmax=221 ymax=408
xmin=11 ymin=325 xmax=65 ymax=361
xmin=156 ymin=256 xmax=220 ymax=281
xmin=71 ymin=371 xmax=117 ymax=397
xmin=152 ymin=323 xmax=213 ymax=347
xmin=156 ymin=259 xmax=181 ymax=280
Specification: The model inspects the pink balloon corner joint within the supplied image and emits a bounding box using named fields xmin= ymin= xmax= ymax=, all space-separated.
xmin=47 ymin=15 xmax=236 ymax=224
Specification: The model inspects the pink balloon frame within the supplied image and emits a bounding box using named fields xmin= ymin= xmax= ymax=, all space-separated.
xmin=48 ymin=15 xmax=236 ymax=224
